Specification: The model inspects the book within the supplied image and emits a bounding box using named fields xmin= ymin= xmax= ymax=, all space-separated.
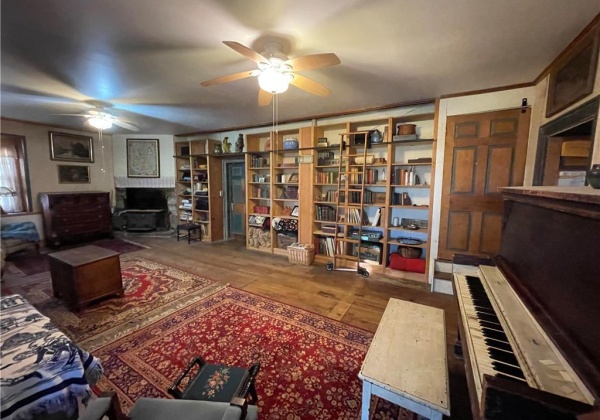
xmin=371 ymin=207 xmax=381 ymax=227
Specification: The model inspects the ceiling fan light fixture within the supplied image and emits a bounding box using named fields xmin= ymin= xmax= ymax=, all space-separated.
xmin=258 ymin=68 xmax=292 ymax=94
xmin=88 ymin=115 xmax=113 ymax=130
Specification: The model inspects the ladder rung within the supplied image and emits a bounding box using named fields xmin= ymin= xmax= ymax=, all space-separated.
xmin=334 ymin=255 xmax=359 ymax=261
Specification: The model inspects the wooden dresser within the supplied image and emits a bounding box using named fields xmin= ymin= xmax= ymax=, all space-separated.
xmin=40 ymin=191 xmax=112 ymax=248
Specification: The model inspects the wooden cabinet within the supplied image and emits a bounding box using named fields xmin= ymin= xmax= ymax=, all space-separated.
xmin=174 ymin=139 xmax=223 ymax=242
xmin=40 ymin=191 xmax=112 ymax=248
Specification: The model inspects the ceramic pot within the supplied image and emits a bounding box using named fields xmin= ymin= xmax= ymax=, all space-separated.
xmin=587 ymin=164 xmax=600 ymax=189
xmin=283 ymin=138 xmax=299 ymax=149
xmin=397 ymin=124 xmax=416 ymax=135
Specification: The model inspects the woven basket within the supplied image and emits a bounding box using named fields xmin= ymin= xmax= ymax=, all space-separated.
xmin=288 ymin=243 xmax=315 ymax=265
xmin=398 ymin=246 xmax=422 ymax=259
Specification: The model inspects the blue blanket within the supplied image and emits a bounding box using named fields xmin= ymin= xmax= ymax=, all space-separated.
xmin=0 ymin=222 xmax=40 ymax=242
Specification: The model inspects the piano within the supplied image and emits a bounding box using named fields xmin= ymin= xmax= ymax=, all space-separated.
xmin=452 ymin=186 xmax=600 ymax=419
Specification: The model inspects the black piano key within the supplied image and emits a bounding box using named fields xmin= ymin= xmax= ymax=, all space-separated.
xmin=481 ymin=327 xmax=509 ymax=342
xmin=488 ymin=348 xmax=520 ymax=366
xmin=476 ymin=312 xmax=501 ymax=324
xmin=485 ymin=337 xmax=513 ymax=352
xmin=491 ymin=361 xmax=525 ymax=379
xmin=479 ymin=319 xmax=503 ymax=330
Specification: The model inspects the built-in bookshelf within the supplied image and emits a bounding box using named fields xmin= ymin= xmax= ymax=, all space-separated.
xmin=174 ymin=138 xmax=223 ymax=242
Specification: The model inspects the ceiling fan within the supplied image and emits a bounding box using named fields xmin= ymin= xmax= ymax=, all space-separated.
xmin=201 ymin=41 xmax=341 ymax=106
xmin=58 ymin=109 xmax=139 ymax=131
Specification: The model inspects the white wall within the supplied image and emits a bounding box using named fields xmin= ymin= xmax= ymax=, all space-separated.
xmin=1 ymin=120 xmax=115 ymax=239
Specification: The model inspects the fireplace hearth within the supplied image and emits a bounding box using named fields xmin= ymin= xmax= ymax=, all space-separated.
xmin=114 ymin=188 xmax=175 ymax=231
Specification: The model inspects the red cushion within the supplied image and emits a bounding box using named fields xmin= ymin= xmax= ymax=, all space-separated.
xmin=389 ymin=254 xmax=425 ymax=273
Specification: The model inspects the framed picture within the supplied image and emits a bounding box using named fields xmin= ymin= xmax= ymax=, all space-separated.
xmin=127 ymin=138 xmax=160 ymax=178
xmin=291 ymin=205 xmax=299 ymax=217
xmin=288 ymin=173 xmax=299 ymax=183
xmin=57 ymin=165 xmax=90 ymax=183
xmin=546 ymin=29 xmax=599 ymax=117
xmin=49 ymin=132 xmax=94 ymax=162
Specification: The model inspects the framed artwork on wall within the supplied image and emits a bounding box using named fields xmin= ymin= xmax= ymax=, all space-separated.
xmin=127 ymin=138 xmax=160 ymax=178
xmin=49 ymin=132 xmax=94 ymax=163
xmin=546 ymin=29 xmax=599 ymax=118
xmin=57 ymin=165 xmax=90 ymax=183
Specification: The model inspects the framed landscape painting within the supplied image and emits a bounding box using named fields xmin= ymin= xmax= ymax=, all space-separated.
xmin=127 ymin=138 xmax=160 ymax=178
xmin=58 ymin=165 xmax=90 ymax=183
xmin=49 ymin=132 xmax=94 ymax=163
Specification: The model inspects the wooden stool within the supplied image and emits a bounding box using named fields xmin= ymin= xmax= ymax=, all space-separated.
xmin=176 ymin=224 xmax=201 ymax=244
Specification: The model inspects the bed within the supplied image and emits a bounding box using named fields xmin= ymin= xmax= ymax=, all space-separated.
xmin=0 ymin=294 xmax=103 ymax=420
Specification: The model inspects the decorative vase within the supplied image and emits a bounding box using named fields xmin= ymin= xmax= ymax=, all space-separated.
xmin=587 ymin=164 xmax=600 ymax=189
xmin=283 ymin=138 xmax=299 ymax=150
xmin=235 ymin=134 xmax=244 ymax=153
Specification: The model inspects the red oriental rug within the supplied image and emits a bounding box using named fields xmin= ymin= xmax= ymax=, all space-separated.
xmin=3 ymin=256 xmax=225 ymax=346
xmin=92 ymin=287 xmax=417 ymax=419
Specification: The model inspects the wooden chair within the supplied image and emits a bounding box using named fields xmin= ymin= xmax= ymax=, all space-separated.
xmin=167 ymin=356 xmax=260 ymax=420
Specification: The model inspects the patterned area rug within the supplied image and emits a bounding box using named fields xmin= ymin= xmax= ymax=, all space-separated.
xmin=92 ymin=287 xmax=417 ymax=419
xmin=3 ymin=256 xmax=225 ymax=346
xmin=7 ymin=238 xmax=148 ymax=275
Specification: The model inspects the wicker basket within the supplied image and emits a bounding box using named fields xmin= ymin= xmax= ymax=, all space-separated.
xmin=288 ymin=243 xmax=315 ymax=265
xmin=398 ymin=246 xmax=422 ymax=259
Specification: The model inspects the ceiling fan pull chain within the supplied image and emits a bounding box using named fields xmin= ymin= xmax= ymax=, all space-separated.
xmin=98 ymin=128 xmax=106 ymax=174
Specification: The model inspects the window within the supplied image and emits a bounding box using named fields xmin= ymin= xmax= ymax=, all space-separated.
xmin=0 ymin=134 xmax=31 ymax=213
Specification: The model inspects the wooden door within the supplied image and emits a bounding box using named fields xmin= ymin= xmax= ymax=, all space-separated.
xmin=438 ymin=108 xmax=530 ymax=260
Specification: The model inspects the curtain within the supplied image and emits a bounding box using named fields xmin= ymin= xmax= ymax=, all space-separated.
xmin=0 ymin=138 xmax=24 ymax=213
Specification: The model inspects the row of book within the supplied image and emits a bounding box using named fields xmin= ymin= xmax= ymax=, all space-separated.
xmin=250 ymin=186 xmax=270 ymax=198
xmin=315 ymin=205 xmax=337 ymax=222
xmin=390 ymin=167 xmax=420 ymax=186
xmin=315 ymin=171 xmax=339 ymax=184
xmin=339 ymin=207 xmax=367 ymax=225
xmin=314 ymin=236 xmax=340 ymax=256
xmin=249 ymin=155 xmax=269 ymax=168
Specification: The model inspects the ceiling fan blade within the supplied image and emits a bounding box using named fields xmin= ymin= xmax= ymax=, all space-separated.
xmin=284 ymin=53 xmax=340 ymax=72
xmin=289 ymin=74 xmax=331 ymax=97
xmin=223 ymin=41 xmax=268 ymax=64
xmin=201 ymin=70 xmax=257 ymax=87
xmin=112 ymin=119 xmax=140 ymax=131
xmin=54 ymin=113 xmax=89 ymax=117
xmin=258 ymin=89 xmax=273 ymax=107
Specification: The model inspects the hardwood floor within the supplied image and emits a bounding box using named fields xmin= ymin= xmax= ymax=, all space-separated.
xmin=2 ymin=235 xmax=472 ymax=419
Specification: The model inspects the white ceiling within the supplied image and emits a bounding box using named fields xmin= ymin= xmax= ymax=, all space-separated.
xmin=1 ymin=0 xmax=599 ymax=135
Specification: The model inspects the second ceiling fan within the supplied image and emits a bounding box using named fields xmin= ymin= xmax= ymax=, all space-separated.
xmin=201 ymin=41 xmax=340 ymax=106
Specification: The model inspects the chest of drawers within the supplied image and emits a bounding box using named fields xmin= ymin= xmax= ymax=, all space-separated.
xmin=40 ymin=192 xmax=112 ymax=248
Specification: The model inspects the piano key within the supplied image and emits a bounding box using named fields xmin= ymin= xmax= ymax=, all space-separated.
xmin=488 ymin=348 xmax=520 ymax=366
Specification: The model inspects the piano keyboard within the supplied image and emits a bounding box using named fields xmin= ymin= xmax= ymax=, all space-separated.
xmin=454 ymin=267 xmax=594 ymax=408
xmin=459 ymin=275 xmax=527 ymax=383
